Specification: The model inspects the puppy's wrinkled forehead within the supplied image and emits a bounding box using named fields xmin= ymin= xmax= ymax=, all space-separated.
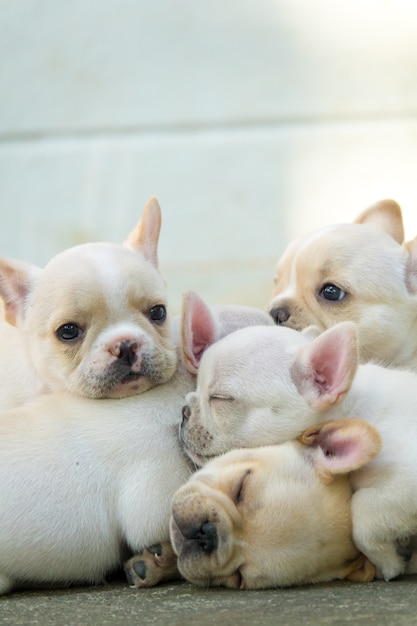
xmin=38 ymin=242 xmax=166 ymax=301
xmin=28 ymin=243 xmax=167 ymax=329
xmin=282 ymin=223 xmax=402 ymax=269
xmin=199 ymin=326 xmax=307 ymax=387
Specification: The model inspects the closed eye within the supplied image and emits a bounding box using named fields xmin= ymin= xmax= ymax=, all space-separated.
xmin=233 ymin=568 xmax=243 ymax=589
xmin=209 ymin=394 xmax=235 ymax=402
xmin=233 ymin=469 xmax=252 ymax=505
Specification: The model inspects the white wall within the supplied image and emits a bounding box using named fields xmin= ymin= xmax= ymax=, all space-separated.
xmin=2 ymin=0 xmax=417 ymax=313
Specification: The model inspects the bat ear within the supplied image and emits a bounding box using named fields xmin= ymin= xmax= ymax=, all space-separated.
xmin=299 ymin=418 xmax=382 ymax=484
xmin=0 ymin=258 xmax=42 ymax=326
xmin=123 ymin=196 xmax=161 ymax=267
xmin=292 ymin=322 xmax=358 ymax=410
xmin=354 ymin=198 xmax=404 ymax=244
xmin=180 ymin=290 xmax=220 ymax=374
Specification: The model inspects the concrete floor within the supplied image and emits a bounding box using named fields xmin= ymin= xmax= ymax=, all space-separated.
xmin=1 ymin=576 xmax=417 ymax=626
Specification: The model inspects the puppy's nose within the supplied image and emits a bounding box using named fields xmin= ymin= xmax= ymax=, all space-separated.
xmin=182 ymin=405 xmax=191 ymax=422
xmin=269 ymin=306 xmax=290 ymax=325
xmin=191 ymin=521 xmax=218 ymax=554
xmin=117 ymin=340 xmax=138 ymax=366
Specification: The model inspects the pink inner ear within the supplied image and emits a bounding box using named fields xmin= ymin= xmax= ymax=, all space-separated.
xmin=308 ymin=419 xmax=381 ymax=480
xmin=0 ymin=261 xmax=38 ymax=326
xmin=405 ymin=237 xmax=417 ymax=295
xmin=181 ymin=291 xmax=218 ymax=372
xmin=303 ymin=323 xmax=357 ymax=409
xmin=320 ymin=432 xmax=365 ymax=471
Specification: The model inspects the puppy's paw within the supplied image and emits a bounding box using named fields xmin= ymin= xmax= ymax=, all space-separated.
xmin=374 ymin=551 xmax=406 ymax=581
xmin=124 ymin=542 xmax=180 ymax=588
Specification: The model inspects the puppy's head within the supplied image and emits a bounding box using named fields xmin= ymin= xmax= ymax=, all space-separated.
xmin=269 ymin=199 xmax=417 ymax=367
xmin=171 ymin=419 xmax=380 ymax=589
xmin=180 ymin=322 xmax=359 ymax=465
xmin=0 ymin=197 xmax=177 ymax=398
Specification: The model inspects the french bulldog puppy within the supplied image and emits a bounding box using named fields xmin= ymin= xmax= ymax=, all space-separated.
xmin=171 ymin=419 xmax=384 ymax=589
xmin=179 ymin=321 xmax=417 ymax=582
xmin=0 ymin=290 xmax=273 ymax=595
xmin=268 ymin=199 xmax=417 ymax=370
xmin=0 ymin=197 xmax=177 ymax=409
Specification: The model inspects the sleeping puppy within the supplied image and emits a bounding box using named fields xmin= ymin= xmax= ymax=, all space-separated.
xmin=0 ymin=290 xmax=273 ymax=595
xmin=171 ymin=419 xmax=384 ymax=589
xmin=268 ymin=199 xmax=417 ymax=369
xmin=179 ymin=322 xmax=417 ymax=582
xmin=0 ymin=197 xmax=176 ymax=409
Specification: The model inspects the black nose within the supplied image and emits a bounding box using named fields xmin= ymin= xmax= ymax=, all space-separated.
xmin=270 ymin=307 xmax=290 ymax=325
xmin=118 ymin=341 xmax=138 ymax=366
xmin=192 ymin=521 xmax=218 ymax=554
xmin=182 ymin=405 xmax=191 ymax=422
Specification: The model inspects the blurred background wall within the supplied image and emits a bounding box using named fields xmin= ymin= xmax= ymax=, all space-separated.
xmin=1 ymin=0 xmax=417 ymax=313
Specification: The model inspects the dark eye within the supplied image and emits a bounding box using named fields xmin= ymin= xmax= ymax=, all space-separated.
xmin=56 ymin=323 xmax=81 ymax=342
xmin=319 ymin=284 xmax=346 ymax=302
xmin=149 ymin=305 xmax=167 ymax=323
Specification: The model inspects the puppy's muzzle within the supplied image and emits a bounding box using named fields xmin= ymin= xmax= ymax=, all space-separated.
xmin=269 ymin=306 xmax=290 ymax=325
xmin=172 ymin=518 xmax=218 ymax=556
xmin=181 ymin=404 xmax=190 ymax=423
xmin=186 ymin=521 xmax=218 ymax=554
xmin=113 ymin=340 xmax=139 ymax=366
xmin=121 ymin=341 xmax=139 ymax=366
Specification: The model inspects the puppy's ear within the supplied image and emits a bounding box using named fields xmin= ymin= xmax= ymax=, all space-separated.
xmin=180 ymin=290 xmax=220 ymax=374
xmin=0 ymin=258 xmax=42 ymax=326
xmin=354 ymin=199 xmax=404 ymax=244
xmin=292 ymin=322 xmax=358 ymax=410
xmin=123 ymin=196 xmax=161 ymax=267
xmin=299 ymin=418 xmax=381 ymax=484
xmin=403 ymin=236 xmax=417 ymax=295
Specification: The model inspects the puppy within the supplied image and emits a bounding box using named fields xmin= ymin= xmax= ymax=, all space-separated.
xmin=171 ymin=419 xmax=384 ymax=589
xmin=0 ymin=290 xmax=273 ymax=594
xmin=0 ymin=197 xmax=177 ymax=409
xmin=179 ymin=321 xmax=417 ymax=582
xmin=268 ymin=199 xmax=417 ymax=369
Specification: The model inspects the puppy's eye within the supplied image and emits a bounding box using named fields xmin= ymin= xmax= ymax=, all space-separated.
xmin=209 ymin=394 xmax=234 ymax=402
xmin=56 ymin=323 xmax=81 ymax=342
xmin=233 ymin=469 xmax=251 ymax=505
xmin=319 ymin=284 xmax=346 ymax=302
xmin=149 ymin=305 xmax=167 ymax=323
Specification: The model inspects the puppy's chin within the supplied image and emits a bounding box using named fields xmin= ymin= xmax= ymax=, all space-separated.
xmin=105 ymin=375 xmax=154 ymax=399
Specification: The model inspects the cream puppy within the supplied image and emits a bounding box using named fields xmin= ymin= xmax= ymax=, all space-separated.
xmin=0 ymin=197 xmax=176 ymax=409
xmin=268 ymin=199 xmax=417 ymax=369
xmin=0 ymin=290 xmax=273 ymax=595
xmin=180 ymin=322 xmax=417 ymax=581
xmin=171 ymin=419 xmax=385 ymax=589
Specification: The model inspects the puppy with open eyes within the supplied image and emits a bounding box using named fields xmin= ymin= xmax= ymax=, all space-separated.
xmin=268 ymin=199 xmax=417 ymax=370
xmin=0 ymin=289 xmax=273 ymax=595
xmin=176 ymin=321 xmax=417 ymax=587
xmin=0 ymin=197 xmax=177 ymax=409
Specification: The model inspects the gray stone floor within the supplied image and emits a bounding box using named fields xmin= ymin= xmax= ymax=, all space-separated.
xmin=1 ymin=576 xmax=417 ymax=626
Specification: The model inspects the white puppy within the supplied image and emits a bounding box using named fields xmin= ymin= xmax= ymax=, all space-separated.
xmin=0 ymin=197 xmax=176 ymax=409
xmin=0 ymin=290 xmax=273 ymax=595
xmin=268 ymin=199 xmax=417 ymax=369
xmin=180 ymin=321 xmax=417 ymax=581
xmin=171 ymin=419 xmax=384 ymax=589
